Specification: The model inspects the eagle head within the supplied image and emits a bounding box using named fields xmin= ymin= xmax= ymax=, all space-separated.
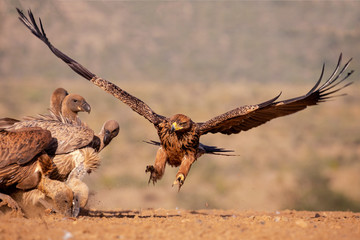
xmin=170 ymin=114 xmax=193 ymax=133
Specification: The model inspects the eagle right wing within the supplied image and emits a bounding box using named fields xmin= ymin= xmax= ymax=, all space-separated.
xmin=17 ymin=8 xmax=166 ymax=126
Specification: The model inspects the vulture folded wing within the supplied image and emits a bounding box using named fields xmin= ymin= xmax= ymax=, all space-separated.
xmin=199 ymin=54 xmax=353 ymax=135
xmin=6 ymin=116 xmax=94 ymax=155
xmin=0 ymin=118 xmax=20 ymax=130
xmin=17 ymin=8 xmax=166 ymax=126
xmin=0 ymin=128 xmax=51 ymax=168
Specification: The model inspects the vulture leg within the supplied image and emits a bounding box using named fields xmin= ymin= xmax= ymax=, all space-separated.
xmin=173 ymin=154 xmax=196 ymax=191
xmin=0 ymin=192 xmax=24 ymax=216
xmin=145 ymin=147 xmax=168 ymax=185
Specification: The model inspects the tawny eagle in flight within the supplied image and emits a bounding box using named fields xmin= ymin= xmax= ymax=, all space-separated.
xmin=17 ymin=9 xmax=354 ymax=190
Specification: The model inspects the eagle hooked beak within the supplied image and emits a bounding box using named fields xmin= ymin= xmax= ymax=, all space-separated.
xmin=171 ymin=122 xmax=182 ymax=133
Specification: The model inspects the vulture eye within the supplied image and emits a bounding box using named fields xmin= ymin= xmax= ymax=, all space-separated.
xmin=73 ymin=99 xmax=78 ymax=103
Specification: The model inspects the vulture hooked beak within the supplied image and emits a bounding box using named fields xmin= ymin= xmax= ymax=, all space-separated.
xmin=103 ymin=130 xmax=111 ymax=146
xmin=103 ymin=128 xmax=119 ymax=146
xmin=81 ymin=101 xmax=91 ymax=114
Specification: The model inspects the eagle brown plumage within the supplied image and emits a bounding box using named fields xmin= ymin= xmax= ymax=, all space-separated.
xmin=17 ymin=9 xmax=354 ymax=190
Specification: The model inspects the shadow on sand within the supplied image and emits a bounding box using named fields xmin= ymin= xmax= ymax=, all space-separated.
xmin=79 ymin=208 xmax=181 ymax=219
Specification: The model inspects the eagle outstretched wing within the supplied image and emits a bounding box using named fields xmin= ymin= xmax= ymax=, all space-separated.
xmin=17 ymin=8 xmax=166 ymax=126
xmin=198 ymin=54 xmax=353 ymax=135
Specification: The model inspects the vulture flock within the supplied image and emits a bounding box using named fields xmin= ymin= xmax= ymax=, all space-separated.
xmin=0 ymin=87 xmax=119 ymax=217
xmin=0 ymin=8 xmax=355 ymax=217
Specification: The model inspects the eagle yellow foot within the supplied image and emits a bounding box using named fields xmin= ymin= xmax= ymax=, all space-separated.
xmin=145 ymin=165 xmax=158 ymax=185
xmin=172 ymin=173 xmax=185 ymax=192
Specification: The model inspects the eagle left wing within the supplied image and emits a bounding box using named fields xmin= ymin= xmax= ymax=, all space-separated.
xmin=199 ymin=54 xmax=353 ymax=135
xmin=17 ymin=8 xmax=166 ymax=126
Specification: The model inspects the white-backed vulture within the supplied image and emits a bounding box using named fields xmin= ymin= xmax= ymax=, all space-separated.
xmin=13 ymin=120 xmax=119 ymax=217
xmin=48 ymin=120 xmax=119 ymax=216
xmin=2 ymin=86 xmax=118 ymax=215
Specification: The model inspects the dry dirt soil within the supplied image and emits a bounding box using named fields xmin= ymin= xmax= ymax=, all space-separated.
xmin=1 ymin=209 xmax=360 ymax=240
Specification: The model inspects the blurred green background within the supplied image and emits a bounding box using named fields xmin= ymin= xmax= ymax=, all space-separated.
xmin=1 ymin=0 xmax=359 ymax=211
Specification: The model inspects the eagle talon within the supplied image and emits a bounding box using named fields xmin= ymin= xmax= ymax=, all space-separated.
xmin=172 ymin=173 xmax=185 ymax=191
xmin=145 ymin=165 xmax=157 ymax=185
xmin=145 ymin=165 xmax=155 ymax=173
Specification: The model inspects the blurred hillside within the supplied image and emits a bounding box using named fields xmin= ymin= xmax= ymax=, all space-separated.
xmin=0 ymin=1 xmax=359 ymax=211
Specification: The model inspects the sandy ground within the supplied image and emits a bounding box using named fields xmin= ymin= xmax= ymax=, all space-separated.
xmin=1 ymin=209 xmax=359 ymax=240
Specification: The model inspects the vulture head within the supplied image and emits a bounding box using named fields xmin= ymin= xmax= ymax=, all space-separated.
xmin=90 ymin=120 xmax=120 ymax=152
xmin=61 ymin=94 xmax=91 ymax=121
xmin=101 ymin=120 xmax=120 ymax=147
